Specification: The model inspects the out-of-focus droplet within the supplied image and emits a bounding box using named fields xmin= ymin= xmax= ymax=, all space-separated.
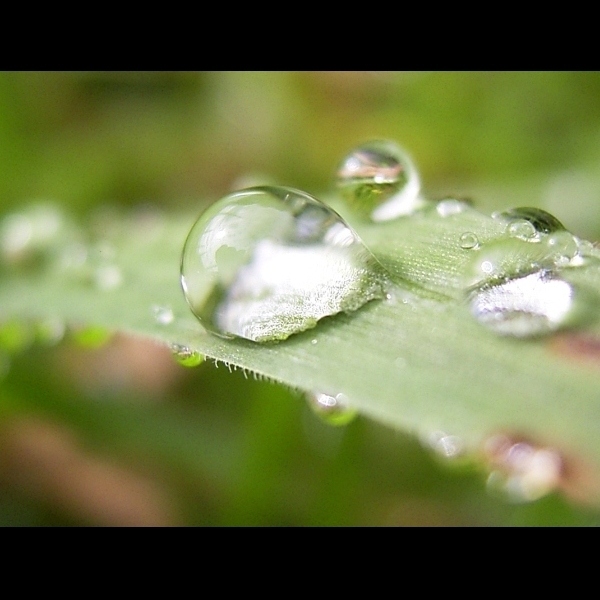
xmin=484 ymin=433 xmax=563 ymax=502
xmin=0 ymin=203 xmax=65 ymax=266
xmin=306 ymin=391 xmax=358 ymax=426
xmin=468 ymin=270 xmax=579 ymax=337
xmin=36 ymin=317 xmax=66 ymax=346
xmin=459 ymin=232 xmax=479 ymax=250
xmin=180 ymin=186 xmax=387 ymax=342
xmin=336 ymin=140 xmax=426 ymax=222
xmin=94 ymin=264 xmax=123 ymax=291
xmin=170 ymin=344 xmax=203 ymax=367
xmin=152 ymin=305 xmax=174 ymax=326
xmin=435 ymin=198 xmax=472 ymax=217
xmin=425 ymin=431 xmax=464 ymax=459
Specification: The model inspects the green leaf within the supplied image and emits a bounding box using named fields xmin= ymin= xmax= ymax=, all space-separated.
xmin=2 ymin=198 xmax=600 ymax=503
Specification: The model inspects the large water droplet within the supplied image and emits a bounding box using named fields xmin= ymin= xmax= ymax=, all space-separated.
xmin=336 ymin=140 xmax=426 ymax=222
xmin=170 ymin=344 xmax=203 ymax=367
xmin=468 ymin=270 xmax=579 ymax=337
xmin=306 ymin=391 xmax=357 ymax=426
xmin=181 ymin=186 xmax=387 ymax=342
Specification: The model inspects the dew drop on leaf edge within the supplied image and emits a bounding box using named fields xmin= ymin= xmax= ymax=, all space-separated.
xmin=306 ymin=391 xmax=358 ymax=426
xmin=180 ymin=185 xmax=388 ymax=343
xmin=170 ymin=344 xmax=203 ymax=367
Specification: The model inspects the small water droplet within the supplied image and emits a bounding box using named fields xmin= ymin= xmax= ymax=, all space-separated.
xmin=336 ymin=140 xmax=426 ymax=222
xmin=152 ymin=305 xmax=174 ymax=325
xmin=306 ymin=391 xmax=357 ymax=426
xmin=0 ymin=203 xmax=65 ymax=266
xmin=436 ymin=197 xmax=472 ymax=217
xmin=170 ymin=344 xmax=203 ymax=367
xmin=425 ymin=431 xmax=464 ymax=459
xmin=507 ymin=219 xmax=538 ymax=241
xmin=459 ymin=232 xmax=479 ymax=250
xmin=469 ymin=270 xmax=578 ymax=337
xmin=484 ymin=433 xmax=563 ymax=502
xmin=180 ymin=186 xmax=387 ymax=342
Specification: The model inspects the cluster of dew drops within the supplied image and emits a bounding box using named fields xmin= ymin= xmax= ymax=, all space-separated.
xmin=1 ymin=140 xmax=597 ymax=503
xmin=178 ymin=139 xmax=600 ymax=501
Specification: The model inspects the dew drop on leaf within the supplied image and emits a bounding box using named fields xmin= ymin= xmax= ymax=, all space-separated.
xmin=459 ymin=232 xmax=479 ymax=250
xmin=152 ymin=305 xmax=174 ymax=326
xmin=306 ymin=391 xmax=357 ymax=426
xmin=170 ymin=344 xmax=203 ymax=367
xmin=494 ymin=207 xmax=566 ymax=237
xmin=336 ymin=140 xmax=426 ymax=222
xmin=180 ymin=186 xmax=387 ymax=343
xmin=468 ymin=270 xmax=580 ymax=338
xmin=435 ymin=197 xmax=472 ymax=217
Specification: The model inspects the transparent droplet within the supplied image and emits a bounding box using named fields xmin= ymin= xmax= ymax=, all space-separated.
xmin=336 ymin=140 xmax=426 ymax=222
xmin=170 ymin=344 xmax=203 ymax=367
xmin=0 ymin=203 xmax=65 ymax=266
xmin=459 ymin=232 xmax=479 ymax=250
xmin=507 ymin=219 xmax=538 ymax=241
xmin=484 ymin=434 xmax=563 ymax=502
xmin=152 ymin=305 xmax=174 ymax=326
xmin=306 ymin=391 xmax=357 ymax=426
xmin=425 ymin=430 xmax=464 ymax=459
xmin=436 ymin=197 xmax=472 ymax=217
xmin=469 ymin=271 xmax=579 ymax=337
xmin=465 ymin=237 xmax=561 ymax=289
xmin=494 ymin=207 xmax=565 ymax=242
xmin=180 ymin=186 xmax=388 ymax=343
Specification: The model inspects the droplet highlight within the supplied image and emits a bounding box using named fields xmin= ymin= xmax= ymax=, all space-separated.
xmin=336 ymin=140 xmax=426 ymax=222
xmin=180 ymin=186 xmax=387 ymax=342
xmin=152 ymin=305 xmax=174 ymax=326
xmin=306 ymin=391 xmax=357 ymax=426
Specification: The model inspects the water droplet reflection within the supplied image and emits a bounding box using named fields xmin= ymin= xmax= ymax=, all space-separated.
xmin=180 ymin=186 xmax=387 ymax=342
xmin=306 ymin=391 xmax=357 ymax=426
xmin=170 ymin=344 xmax=204 ymax=367
xmin=336 ymin=140 xmax=426 ymax=222
xmin=469 ymin=271 xmax=577 ymax=337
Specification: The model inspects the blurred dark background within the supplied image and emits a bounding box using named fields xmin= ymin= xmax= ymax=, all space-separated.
xmin=1 ymin=71 xmax=600 ymax=525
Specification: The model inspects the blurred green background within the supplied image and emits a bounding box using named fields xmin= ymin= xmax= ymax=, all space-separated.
xmin=2 ymin=71 xmax=600 ymax=525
